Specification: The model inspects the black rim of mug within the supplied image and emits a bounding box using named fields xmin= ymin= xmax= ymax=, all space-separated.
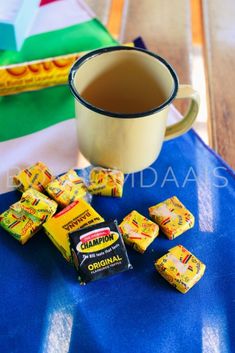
xmin=68 ymin=46 xmax=179 ymax=119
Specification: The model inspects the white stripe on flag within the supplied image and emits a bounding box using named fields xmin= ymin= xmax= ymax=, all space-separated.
xmin=0 ymin=119 xmax=90 ymax=194
xmin=29 ymin=0 xmax=95 ymax=37
xmin=0 ymin=107 xmax=180 ymax=195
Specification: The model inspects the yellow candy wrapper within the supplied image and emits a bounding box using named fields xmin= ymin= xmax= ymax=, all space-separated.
xmin=0 ymin=202 xmax=43 ymax=244
xmin=46 ymin=169 xmax=87 ymax=208
xmin=0 ymin=53 xmax=80 ymax=96
xmin=119 ymin=210 xmax=159 ymax=253
xmin=43 ymin=199 xmax=104 ymax=262
xmin=13 ymin=162 xmax=54 ymax=193
xmin=17 ymin=188 xmax=57 ymax=222
xmin=0 ymin=42 xmax=134 ymax=96
xmin=149 ymin=196 xmax=194 ymax=240
xmin=88 ymin=167 xmax=124 ymax=197
xmin=155 ymin=245 xmax=206 ymax=293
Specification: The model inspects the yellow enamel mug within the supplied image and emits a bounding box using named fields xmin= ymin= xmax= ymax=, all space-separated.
xmin=69 ymin=46 xmax=200 ymax=173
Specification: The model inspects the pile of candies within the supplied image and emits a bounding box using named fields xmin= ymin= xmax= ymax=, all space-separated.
xmin=0 ymin=162 xmax=206 ymax=292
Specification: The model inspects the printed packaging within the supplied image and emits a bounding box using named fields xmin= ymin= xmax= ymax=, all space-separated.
xmin=155 ymin=245 xmax=206 ymax=293
xmin=149 ymin=196 xmax=194 ymax=239
xmin=119 ymin=210 xmax=159 ymax=253
xmin=43 ymin=199 xmax=104 ymax=262
xmin=69 ymin=220 xmax=132 ymax=284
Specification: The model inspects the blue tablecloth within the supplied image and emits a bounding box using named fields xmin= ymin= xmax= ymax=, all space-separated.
xmin=0 ymin=128 xmax=234 ymax=353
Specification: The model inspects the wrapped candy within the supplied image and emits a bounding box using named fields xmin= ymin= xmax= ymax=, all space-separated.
xmin=43 ymin=199 xmax=104 ymax=262
xmin=69 ymin=220 xmax=132 ymax=284
xmin=46 ymin=169 xmax=87 ymax=208
xmin=119 ymin=210 xmax=159 ymax=253
xmin=88 ymin=167 xmax=124 ymax=197
xmin=13 ymin=162 xmax=53 ymax=193
xmin=149 ymin=196 xmax=194 ymax=240
xmin=0 ymin=188 xmax=57 ymax=244
xmin=0 ymin=202 xmax=42 ymax=244
xmin=18 ymin=188 xmax=57 ymax=221
xmin=155 ymin=245 xmax=206 ymax=293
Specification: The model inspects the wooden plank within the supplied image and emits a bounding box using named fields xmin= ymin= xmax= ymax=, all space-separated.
xmin=191 ymin=0 xmax=204 ymax=45
xmin=85 ymin=0 xmax=111 ymax=25
xmin=86 ymin=0 xmax=192 ymax=121
xmin=107 ymin=0 xmax=125 ymax=39
xmin=121 ymin=0 xmax=192 ymax=85
xmin=203 ymin=0 xmax=235 ymax=168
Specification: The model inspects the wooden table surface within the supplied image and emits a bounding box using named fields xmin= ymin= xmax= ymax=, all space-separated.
xmin=86 ymin=0 xmax=235 ymax=169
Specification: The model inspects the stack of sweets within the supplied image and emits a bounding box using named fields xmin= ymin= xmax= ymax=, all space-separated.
xmin=88 ymin=167 xmax=124 ymax=197
xmin=46 ymin=169 xmax=88 ymax=208
xmin=119 ymin=210 xmax=159 ymax=253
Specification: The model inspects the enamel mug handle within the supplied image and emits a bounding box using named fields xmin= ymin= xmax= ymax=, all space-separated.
xmin=164 ymin=84 xmax=200 ymax=140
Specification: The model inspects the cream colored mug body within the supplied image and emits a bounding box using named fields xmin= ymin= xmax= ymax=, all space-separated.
xmin=69 ymin=47 xmax=199 ymax=173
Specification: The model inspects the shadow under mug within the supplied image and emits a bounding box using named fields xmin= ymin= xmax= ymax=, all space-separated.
xmin=69 ymin=46 xmax=200 ymax=173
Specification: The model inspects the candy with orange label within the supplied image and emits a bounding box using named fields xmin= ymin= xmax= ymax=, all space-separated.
xmin=119 ymin=210 xmax=159 ymax=253
xmin=18 ymin=188 xmax=57 ymax=222
xmin=88 ymin=167 xmax=124 ymax=197
xmin=149 ymin=196 xmax=194 ymax=240
xmin=45 ymin=169 xmax=88 ymax=208
xmin=13 ymin=162 xmax=54 ymax=193
xmin=0 ymin=189 xmax=57 ymax=244
xmin=0 ymin=202 xmax=42 ymax=244
xmin=155 ymin=245 xmax=206 ymax=293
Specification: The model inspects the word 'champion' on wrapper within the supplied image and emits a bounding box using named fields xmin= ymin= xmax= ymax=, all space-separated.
xmin=69 ymin=220 xmax=132 ymax=284
xmin=88 ymin=167 xmax=124 ymax=197
xmin=45 ymin=169 xmax=88 ymax=208
xmin=43 ymin=199 xmax=104 ymax=262
xmin=149 ymin=196 xmax=194 ymax=240
xmin=119 ymin=210 xmax=159 ymax=253
xmin=13 ymin=162 xmax=54 ymax=193
xmin=155 ymin=245 xmax=206 ymax=293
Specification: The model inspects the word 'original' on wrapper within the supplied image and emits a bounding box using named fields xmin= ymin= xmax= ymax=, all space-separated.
xmin=69 ymin=220 xmax=132 ymax=284
xmin=13 ymin=162 xmax=54 ymax=193
xmin=149 ymin=196 xmax=194 ymax=240
xmin=155 ymin=245 xmax=206 ymax=293
xmin=46 ymin=169 xmax=87 ymax=208
xmin=43 ymin=199 xmax=104 ymax=263
xmin=119 ymin=210 xmax=159 ymax=253
xmin=88 ymin=167 xmax=124 ymax=197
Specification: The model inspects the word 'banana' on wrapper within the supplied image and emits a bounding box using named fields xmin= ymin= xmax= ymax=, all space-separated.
xmin=43 ymin=199 xmax=104 ymax=262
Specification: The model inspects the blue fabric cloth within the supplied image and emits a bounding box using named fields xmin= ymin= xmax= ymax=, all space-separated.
xmin=0 ymin=129 xmax=234 ymax=353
